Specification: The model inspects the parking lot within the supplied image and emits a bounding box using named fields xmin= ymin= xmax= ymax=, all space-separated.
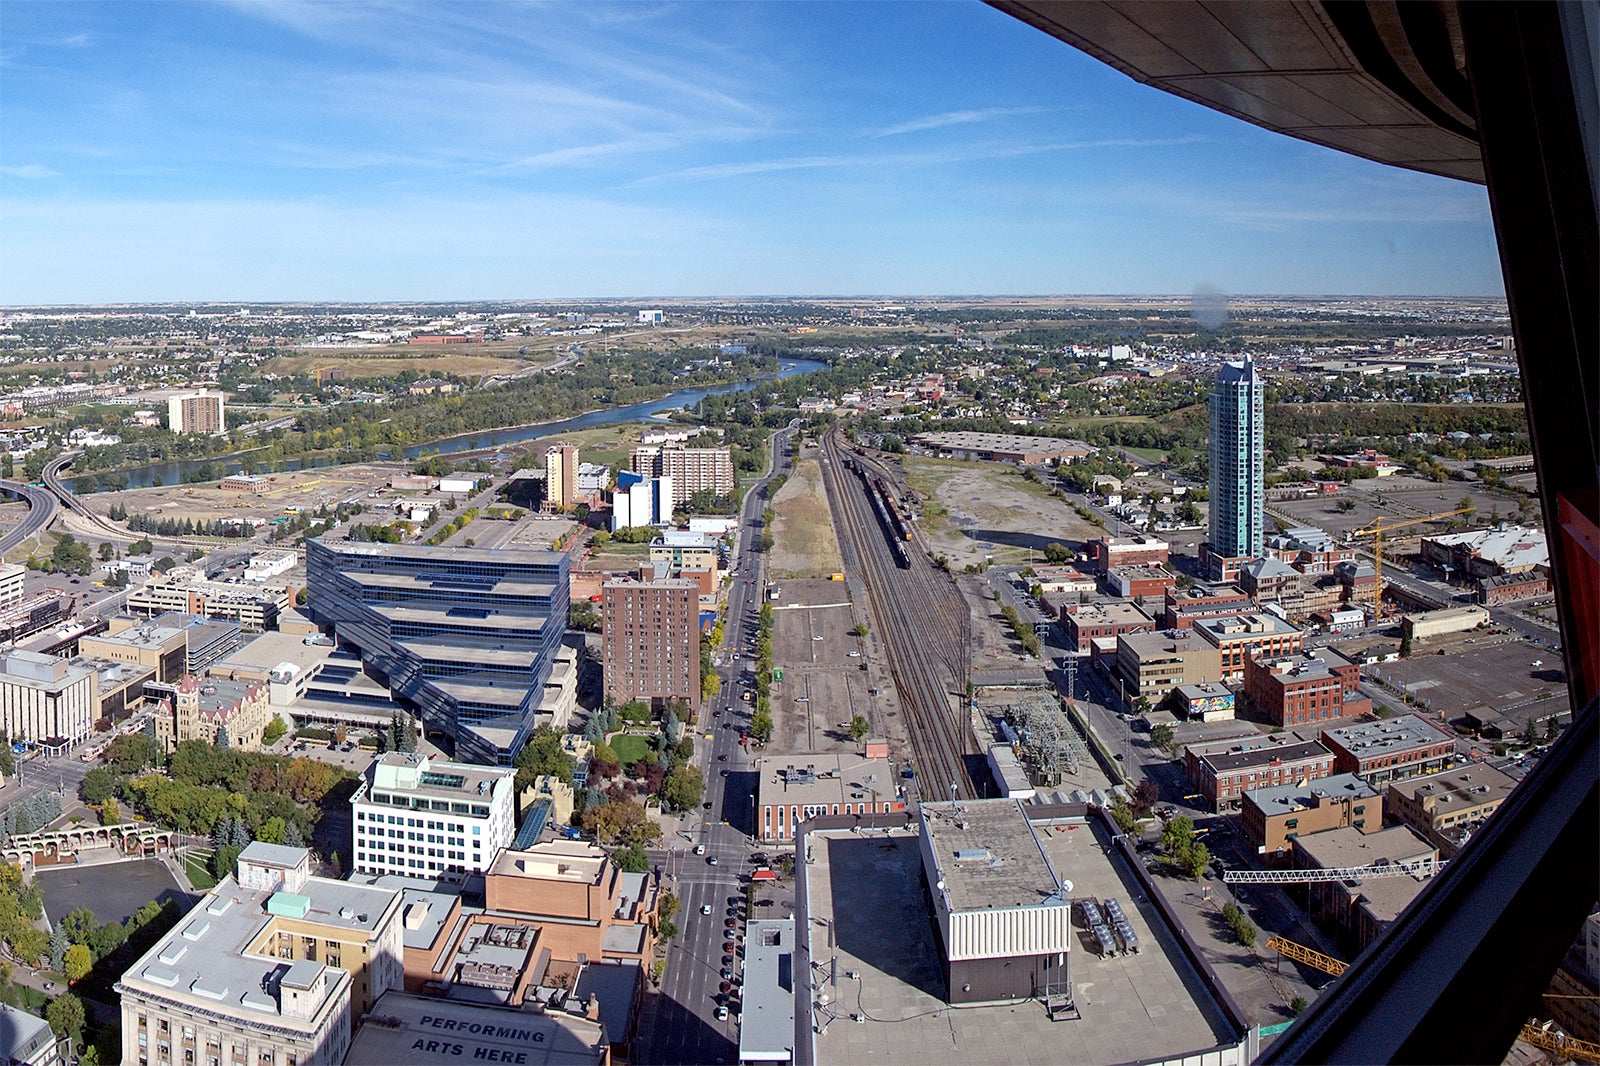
xmin=766 ymin=579 xmax=874 ymax=755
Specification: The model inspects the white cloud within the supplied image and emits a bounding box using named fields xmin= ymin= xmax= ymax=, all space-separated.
xmin=874 ymin=106 xmax=1045 ymax=137
xmin=0 ymin=165 xmax=58 ymax=180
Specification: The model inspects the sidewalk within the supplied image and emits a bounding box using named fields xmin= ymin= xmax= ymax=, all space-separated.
xmin=1144 ymin=863 xmax=1328 ymax=1029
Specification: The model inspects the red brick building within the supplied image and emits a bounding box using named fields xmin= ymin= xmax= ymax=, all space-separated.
xmin=1105 ymin=563 xmax=1178 ymax=599
xmin=1243 ymin=654 xmax=1370 ymax=728
xmin=1085 ymin=535 xmax=1169 ymax=575
xmin=1320 ymin=714 xmax=1457 ymax=786
xmin=1061 ymin=601 xmax=1155 ymax=653
xmin=1193 ymin=613 xmax=1306 ymax=681
xmin=601 ymin=578 xmax=700 ymax=712
xmin=1185 ymin=736 xmax=1335 ymax=811
xmin=1162 ymin=584 xmax=1255 ymax=629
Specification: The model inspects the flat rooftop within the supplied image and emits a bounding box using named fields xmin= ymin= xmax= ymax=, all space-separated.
xmin=740 ymin=919 xmax=796 ymax=1063
xmin=366 ymin=753 xmax=514 ymax=803
xmin=756 ymin=754 xmax=895 ymax=812
xmin=116 ymin=869 xmax=395 ymax=1026
xmin=1387 ymin=763 xmax=1519 ymax=813
xmin=919 ymin=800 xmax=1060 ymax=912
xmin=215 ymin=631 xmax=337 ymax=677
xmin=346 ymin=990 xmax=605 ymax=1066
xmin=1322 ymin=714 xmax=1454 ymax=756
xmin=911 ymin=431 xmax=1093 ymax=456
xmin=1294 ymin=825 xmax=1436 ymax=871
xmin=1068 ymin=601 xmax=1155 ymax=626
xmin=1193 ymin=613 xmax=1302 ymax=643
xmin=1245 ymin=773 xmax=1376 ymax=814
xmin=799 ymin=822 xmax=1238 ymax=1066
xmin=1199 ymin=738 xmax=1330 ymax=774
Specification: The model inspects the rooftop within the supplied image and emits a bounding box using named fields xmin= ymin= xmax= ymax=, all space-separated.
xmin=1068 ymin=601 xmax=1155 ymax=626
xmin=801 ymin=821 xmax=1238 ymax=1066
xmin=739 ymin=919 xmax=795 ymax=1063
xmin=487 ymin=841 xmax=608 ymax=887
xmin=1422 ymin=524 xmax=1548 ymax=570
xmin=1293 ymin=825 xmax=1436 ymax=872
xmin=1323 ymin=714 xmax=1455 ymax=757
xmin=910 ymin=431 xmax=1093 ymax=455
xmin=919 ymin=799 xmax=1062 ymax=913
xmin=1245 ymin=773 xmax=1377 ymax=815
xmin=117 ymin=863 xmax=398 ymax=1028
xmin=346 ymin=873 xmax=462 ymax=952
xmin=345 ymin=991 xmax=606 ymax=1066
xmin=756 ymin=754 xmax=896 ymax=810
xmin=1193 ymin=612 xmax=1302 ymax=643
xmin=1198 ymin=738 xmax=1331 ymax=774
xmin=1387 ymin=763 xmax=1519 ymax=813
xmin=365 ymin=754 xmax=515 ymax=803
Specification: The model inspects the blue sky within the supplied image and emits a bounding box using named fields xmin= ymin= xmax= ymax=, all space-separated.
xmin=0 ymin=1 xmax=1504 ymax=303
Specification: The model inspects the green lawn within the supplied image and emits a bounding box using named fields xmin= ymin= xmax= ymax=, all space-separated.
xmin=609 ymin=733 xmax=654 ymax=767
xmin=184 ymin=851 xmax=217 ymax=890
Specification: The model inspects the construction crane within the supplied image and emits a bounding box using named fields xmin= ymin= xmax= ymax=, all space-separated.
xmin=1267 ymin=936 xmax=1600 ymax=1062
xmin=1224 ymin=858 xmax=1446 ymax=884
xmin=1347 ymin=507 xmax=1473 ymax=618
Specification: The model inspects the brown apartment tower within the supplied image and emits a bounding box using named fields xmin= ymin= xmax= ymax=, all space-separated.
xmin=629 ymin=446 xmax=734 ymax=505
xmin=602 ymin=578 xmax=700 ymax=711
xmin=544 ymin=443 xmax=578 ymax=511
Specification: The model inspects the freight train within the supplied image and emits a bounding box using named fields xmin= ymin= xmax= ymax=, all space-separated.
xmin=845 ymin=455 xmax=911 ymax=568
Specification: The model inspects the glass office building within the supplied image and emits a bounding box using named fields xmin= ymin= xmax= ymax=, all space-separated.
xmin=305 ymin=540 xmax=569 ymax=766
xmin=1208 ymin=358 xmax=1265 ymax=560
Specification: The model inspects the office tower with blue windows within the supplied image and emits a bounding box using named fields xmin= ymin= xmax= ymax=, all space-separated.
xmin=1208 ymin=358 xmax=1265 ymax=561
xmin=305 ymin=540 xmax=569 ymax=766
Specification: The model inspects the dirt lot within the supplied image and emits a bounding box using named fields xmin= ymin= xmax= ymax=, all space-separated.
xmin=902 ymin=456 xmax=1103 ymax=569
xmin=768 ymin=455 xmax=843 ymax=580
xmin=1270 ymin=474 xmax=1536 ymax=543
xmin=767 ymin=579 xmax=881 ymax=757
xmin=89 ymin=461 xmax=409 ymax=529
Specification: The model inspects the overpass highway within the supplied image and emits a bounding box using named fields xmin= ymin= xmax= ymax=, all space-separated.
xmin=0 ymin=479 xmax=58 ymax=555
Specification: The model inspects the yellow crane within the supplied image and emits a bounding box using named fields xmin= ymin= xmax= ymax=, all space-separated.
xmin=1267 ymin=936 xmax=1600 ymax=1062
xmin=1348 ymin=507 xmax=1473 ymax=618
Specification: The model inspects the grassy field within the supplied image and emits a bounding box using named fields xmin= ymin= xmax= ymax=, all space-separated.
xmin=609 ymin=733 xmax=652 ymax=767
xmin=769 ymin=458 xmax=843 ymax=578
xmin=262 ymin=351 xmax=534 ymax=380
xmin=183 ymin=850 xmax=217 ymax=890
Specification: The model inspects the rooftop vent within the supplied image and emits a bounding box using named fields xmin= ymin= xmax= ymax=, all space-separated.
xmin=954 ymin=848 xmax=990 ymax=861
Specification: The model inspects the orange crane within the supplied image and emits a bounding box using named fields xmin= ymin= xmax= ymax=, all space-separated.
xmin=1266 ymin=935 xmax=1600 ymax=1061
xmin=1347 ymin=507 xmax=1472 ymax=618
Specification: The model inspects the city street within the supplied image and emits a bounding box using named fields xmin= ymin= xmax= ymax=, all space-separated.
xmin=635 ymin=423 xmax=795 ymax=1066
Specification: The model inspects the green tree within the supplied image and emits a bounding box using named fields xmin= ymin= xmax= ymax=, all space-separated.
xmin=45 ymin=993 xmax=85 ymax=1039
xmin=514 ymin=725 xmax=575 ymax=793
xmin=262 ymin=717 xmax=288 ymax=746
xmin=750 ymin=709 xmax=774 ymax=745
xmin=660 ymin=767 xmax=705 ymax=813
xmin=568 ymin=600 xmax=601 ymax=632
xmin=1149 ymin=724 xmax=1175 ymax=752
xmin=295 ymin=587 xmax=309 ymax=606
xmin=63 ymin=944 xmax=92 ymax=983
xmin=1109 ymin=799 xmax=1138 ymax=833
xmin=613 ymin=844 xmax=650 ymax=873
xmin=848 ymin=715 xmax=870 ymax=741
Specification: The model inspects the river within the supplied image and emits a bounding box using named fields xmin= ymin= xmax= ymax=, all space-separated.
xmin=67 ymin=359 xmax=826 ymax=493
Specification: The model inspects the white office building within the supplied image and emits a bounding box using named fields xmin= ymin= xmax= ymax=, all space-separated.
xmin=0 ymin=650 xmax=95 ymax=748
xmin=350 ymin=753 xmax=517 ymax=879
xmin=0 ymin=564 xmax=25 ymax=607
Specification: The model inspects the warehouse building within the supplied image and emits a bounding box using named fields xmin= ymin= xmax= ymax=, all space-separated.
xmin=1385 ymin=763 xmax=1518 ymax=857
xmin=345 ymin=991 xmax=609 ymax=1066
xmin=1185 ymin=735 xmax=1334 ymax=811
xmin=918 ymin=799 xmax=1074 ymax=1004
xmin=1115 ymin=628 xmax=1224 ymax=703
xmin=909 ymin=432 xmax=1093 ymax=465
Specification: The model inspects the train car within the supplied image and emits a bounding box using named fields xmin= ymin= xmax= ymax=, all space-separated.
xmin=864 ymin=476 xmax=911 ymax=568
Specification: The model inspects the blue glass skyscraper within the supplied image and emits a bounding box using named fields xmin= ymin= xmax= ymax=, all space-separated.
xmin=1208 ymin=358 xmax=1265 ymax=560
xmin=305 ymin=540 xmax=569 ymax=766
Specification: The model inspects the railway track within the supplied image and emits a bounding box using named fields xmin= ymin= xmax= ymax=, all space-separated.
xmin=820 ymin=430 xmax=977 ymax=799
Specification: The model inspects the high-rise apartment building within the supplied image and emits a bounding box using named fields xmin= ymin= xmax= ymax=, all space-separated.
xmin=305 ymin=541 xmax=570 ymax=765
xmin=350 ymin=753 xmax=517 ymax=880
xmin=601 ymin=578 xmax=699 ymax=711
xmin=167 ymin=391 xmax=226 ymax=434
xmin=612 ymin=473 xmax=673 ymax=531
xmin=1207 ymin=359 xmax=1264 ymax=560
xmin=544 ymin=443 xmax=578 ymax=511
xmin=629 ymin=446 xmax=734 ymax=505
